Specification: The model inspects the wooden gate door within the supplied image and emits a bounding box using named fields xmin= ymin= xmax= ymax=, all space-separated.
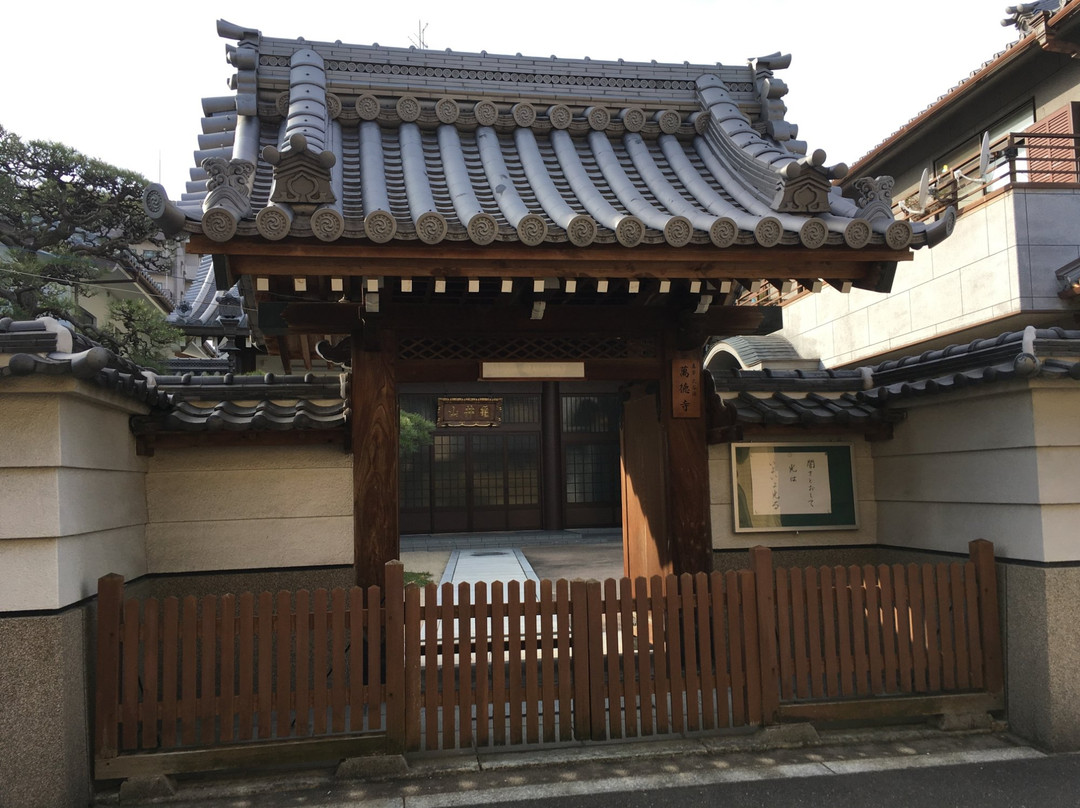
xmin=620 ymin=387 xmax=671 ymax=582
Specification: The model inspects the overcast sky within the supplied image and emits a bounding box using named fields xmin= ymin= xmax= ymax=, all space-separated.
xmin=2 ymin=1 xmax=1022 ymax=198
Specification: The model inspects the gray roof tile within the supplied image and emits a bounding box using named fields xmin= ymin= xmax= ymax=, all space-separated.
xmin=145 ymin=22 xmax=953 ymax=252
xmin=132 ymin=399 xmax=346 ymax=434
xmin=0 ymin=318 xmax=172 ymax=408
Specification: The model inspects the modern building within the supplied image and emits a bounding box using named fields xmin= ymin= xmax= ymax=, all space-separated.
xmin=777 ymin=0 xmax=1080 ymax=366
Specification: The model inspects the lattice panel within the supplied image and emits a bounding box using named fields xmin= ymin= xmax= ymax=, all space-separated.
xmin=565 ymin=443 xmax=620 ymax=505
xmin=398 ymin=336 xmax=658 ymax=362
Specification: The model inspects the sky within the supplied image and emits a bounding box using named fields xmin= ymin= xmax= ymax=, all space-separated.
xmin=1 ymin=1 xmax=1023 ymax=199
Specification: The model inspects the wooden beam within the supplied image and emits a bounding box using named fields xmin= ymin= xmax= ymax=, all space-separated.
xmin=275 ymin=336 xmax=293 ymax=374
xmin=225 ymin=252 xmax=897 ymax=281
xmin=189 ymin=234 xmax=912 ymax=266
xmin=664 ymin=344 xmax=712 ymax=575
xmin=393 ymin=358 xmax=664 ymax=383
xmin=299 ymin=333 xmax=313 ymax=370
xmin=190 ymin=235 xmax=911 ymax=283
xmin=776 ymin=691 xmax=1004 ymax=723
xmin=273 ymin=301 xmax=781 ymax=339
xmin=352 ymin=329 xmax=399 ymax=589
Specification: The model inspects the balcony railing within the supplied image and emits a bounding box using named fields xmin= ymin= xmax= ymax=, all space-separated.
xmin=898 ymin=131 xmax=1080 ymax=223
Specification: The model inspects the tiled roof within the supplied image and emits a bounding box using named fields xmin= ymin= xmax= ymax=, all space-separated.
xmin=710 ymin=365 xmax=868 ymax=393
xmin=711 ymin=326 xmax=1080 ymax=429
xmin=860 ymin=326 xmax=1080 ymax=403
xmin=724 ymin=389 xmax=899 ymax=428
xmin=711 ymin=335 xmax=807 ymax=368
xmin=710 ymin=363 xmax=889 ymax=430
xmin=0 ymin=317 xmax=172 ymax=408
xmin=168 ymin=254 xmax=248 ymax=330
xmin=145 ymin=21 xmax=953 ymax=253
xmin=130 ymin=399 xmax=346 ymax=434
xmin=154 ymin=371 xmax=345 ymax=402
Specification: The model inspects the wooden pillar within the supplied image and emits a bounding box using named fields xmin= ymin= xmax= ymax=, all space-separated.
xmin=541 ymin=381 xmax=564 ymax=530
xmin=663 ymin=342 xmax=712 ymax=575
xmin=352 ymin=328 xmax=399 ymax=589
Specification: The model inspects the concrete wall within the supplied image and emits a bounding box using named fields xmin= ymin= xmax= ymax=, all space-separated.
xmin=145 ymin=444 xmax=352 ymax=573
xmin=709 ymin=434 xmax=877 ymax=551
xmin=0 ymin=378 xmax=149 ymax=612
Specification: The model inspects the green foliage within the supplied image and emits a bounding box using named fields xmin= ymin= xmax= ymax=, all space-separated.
xmin=404 ymin=570 xmax=435 ymax=587
xmin=91 ymin=299 xmax=182 ymax=370
xmin=399 ymin=410 xmax=435 ymax=455
xmin=0 ymin=124 xmax=168 ymax=321
xmin=0 ymin=251 xmax=102 ymax=320
xmin=0 ymin=125 xmax=164 ymax=265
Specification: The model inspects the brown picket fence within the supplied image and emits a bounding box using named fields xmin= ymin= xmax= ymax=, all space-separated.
xmin=95 ymin=540 xmax=1004 ymax=778
xmin=403 ymin=569 xmax=765 ymax=752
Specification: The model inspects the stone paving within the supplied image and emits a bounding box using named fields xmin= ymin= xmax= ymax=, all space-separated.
xmin=100 ymin=724 xmax=1040 ymax=807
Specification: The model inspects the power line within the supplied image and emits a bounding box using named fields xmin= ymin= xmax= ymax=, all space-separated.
xmin=0 ymin=262 xmax=168 ymax=299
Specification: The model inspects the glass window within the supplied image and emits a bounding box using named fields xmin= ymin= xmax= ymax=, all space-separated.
xmin=432 ymin=436 xmax=467 ymax=508
xmin=936 ymin=102 xmax=1034 ymax=175
xmin=470 ymin=435 xmax=505 ymax=506
xmin=565 ymin=443 xmax=620 ymax=505
xmin=506 ymin=434 xmax=540 ymax=506
xmin=502 ymin=395 xmax=540 ymax=424
xmin=561 ymin=394 xmax=620 ymax=433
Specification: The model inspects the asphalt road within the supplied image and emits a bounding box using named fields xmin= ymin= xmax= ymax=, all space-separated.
xmin=485 ymin=754 xmax=1080 ymax=808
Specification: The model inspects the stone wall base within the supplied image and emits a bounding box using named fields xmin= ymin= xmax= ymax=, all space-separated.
xmin=1000 ymin=561 xmax=1080 ymax=751
xmin=0 ymin=606 xmax=92 ymax=808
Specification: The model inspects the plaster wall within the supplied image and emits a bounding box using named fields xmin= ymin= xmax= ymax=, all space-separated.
xmin=708 ymin=435 xmax=876 ymax=550
xmin=873 ymin=383 xmax=1080 ymax=563
xmin=145 ymin=444 xmax=353 ymax=573
xmin=0 ymin=382 xmax=149 ymax=611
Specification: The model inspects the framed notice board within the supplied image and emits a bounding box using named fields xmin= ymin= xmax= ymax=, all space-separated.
xmin=731 ymin=442 xmax=858 ymax=532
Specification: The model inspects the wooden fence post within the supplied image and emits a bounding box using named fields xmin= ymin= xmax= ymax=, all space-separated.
xmin=969 ymin=540 xmax=1004 ymax=697
xmin=404 ymin=579 xmax=421 ymax=752
xmin=384 ymin=561 xmax=406 ymax=752
xmin=586 ymin=580 xmax=606 ymax=741
xmin=570 ymin=579 xmax=591 ymax=741
xmin=751 ymin=547 xmax=780 ymax=725
xmin=95 ymin=573 xmax=124 ymax=761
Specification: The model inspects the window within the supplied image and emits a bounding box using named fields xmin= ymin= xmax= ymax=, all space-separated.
xmin=561 ymin=394 xmax=620 ymax=433
xmin=935 ymin=102 xmax=1035 ymax=175
xmin=565 ymin=443 xmax=620 ymax=504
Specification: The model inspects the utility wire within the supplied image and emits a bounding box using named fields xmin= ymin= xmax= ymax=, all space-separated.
xmin=0 ymin=262 xmax=172 ymax=299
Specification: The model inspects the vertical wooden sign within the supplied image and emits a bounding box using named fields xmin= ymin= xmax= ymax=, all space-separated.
xmin=671 ymin=358 xmax=701 ymax=418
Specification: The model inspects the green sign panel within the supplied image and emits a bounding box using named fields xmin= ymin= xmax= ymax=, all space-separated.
xmin=732 ymin=443 xmax=857 ymax=533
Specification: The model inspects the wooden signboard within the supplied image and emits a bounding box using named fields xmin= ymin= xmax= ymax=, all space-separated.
xmin=731 ymin=442 xmax=858 ymax=532
xmin=671 ymin=358 xmax=701 ymax=418
xmin=437 ymin=397 xmax=503 ymax=427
